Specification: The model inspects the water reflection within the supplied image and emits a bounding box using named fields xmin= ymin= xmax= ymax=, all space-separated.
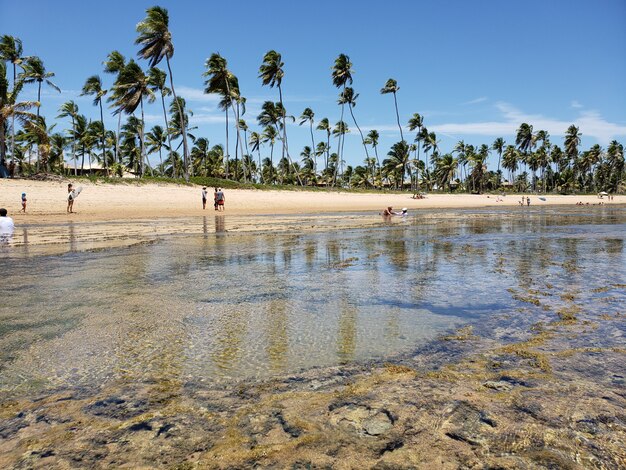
xmin=0 ymin=207 xmax=625 ymax=395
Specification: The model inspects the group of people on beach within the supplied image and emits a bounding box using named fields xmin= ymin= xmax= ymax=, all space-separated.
xmin=202 ymin=187 xmax=226 ymax=211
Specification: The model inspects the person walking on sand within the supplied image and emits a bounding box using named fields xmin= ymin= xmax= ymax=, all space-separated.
xmin=526 ymin=197 xmax=530 ymax=207
xmin=201 ymin=187 xmax=208 ymax=210
xmin=216 ymin=188 xmax=225 ymax=211
xmin=0 ymin=208 xmax=15 ymax=244
xmin=21 ymin=193 xmax=27 ymax=213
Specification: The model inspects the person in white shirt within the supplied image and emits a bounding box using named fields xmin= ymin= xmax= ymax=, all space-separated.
xmin=0 ymin=208 xmax=15 ymax=244
xmin=201 ymin=187 xmax=208 ymax=209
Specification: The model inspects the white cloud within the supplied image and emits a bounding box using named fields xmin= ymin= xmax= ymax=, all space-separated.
xmin=177 ymin=86 xmax=219 ymax=103
xmin=430 ymin=102 xmax=626 ymax=145
xmin=462 ymin=96 xmax=488 ymax=105
xmin=570 ymin=100 xmax=583 ymax=109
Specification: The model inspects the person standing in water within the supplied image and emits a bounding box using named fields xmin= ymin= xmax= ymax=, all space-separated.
xmin=0 ymin=208 xmax=15 ymax=244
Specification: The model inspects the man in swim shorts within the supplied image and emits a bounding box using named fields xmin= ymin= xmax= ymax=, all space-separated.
xmin=201 ymin=187 xmax=208 ymax=209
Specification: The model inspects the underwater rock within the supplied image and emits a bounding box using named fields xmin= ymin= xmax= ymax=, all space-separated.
xmin=483 ymin=380 xmax=513 ymax=391
xmin=443 ymin=401 xmax=497 ymax=447
xmin=329 ymin=403 xmax=395 ymax=436
xmin=83 ymin=396 xmax=150 ymax=420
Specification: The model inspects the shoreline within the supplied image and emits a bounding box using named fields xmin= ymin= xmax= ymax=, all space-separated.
xmin=1 ymin=179 xmax=623 ymax=226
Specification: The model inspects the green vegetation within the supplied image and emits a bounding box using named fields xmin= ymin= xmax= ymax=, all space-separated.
xmin=1 ymin=8 xmax=624 ymax=193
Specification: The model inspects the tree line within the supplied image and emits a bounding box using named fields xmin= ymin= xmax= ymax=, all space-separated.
xmin=1 ymin=6 xmax=624 ymax=193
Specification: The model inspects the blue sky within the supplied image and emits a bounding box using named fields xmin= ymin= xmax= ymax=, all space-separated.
xmin=1 ymin=0 xmax=625 ymax=169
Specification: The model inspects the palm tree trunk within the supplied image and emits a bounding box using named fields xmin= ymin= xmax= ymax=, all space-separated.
xmin=36 ymin=82 xmax=42 ymax=172
xmin=71 ymin=116 xmax=77 ymax=176
xmin=116 ymin=113 xmax=121 ymax=164
xmin=10 ymin=64 xmax=17 ymax=165
xmin=160 ymin=92 xmax=174 ymax=175
xmin=139 ymin=97 xmax=146 ymax=177
xmin=224 ymin=107 xmax=229 ymax=178
xmin=278 ymin=85 xmax=302 ymax=186
xmin=99 ymin=101 xmax=107 ymax=174
xmin=309 ymin=121 xmax=316 ymax=175
xmin=393 ymin=92 xmax=404 ymax=142
xmin=166 ymin=57 xmax=190 ymax=182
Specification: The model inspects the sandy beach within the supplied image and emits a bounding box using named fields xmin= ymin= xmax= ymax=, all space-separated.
xmin=1 ymin=179 xmax=621 ymax=225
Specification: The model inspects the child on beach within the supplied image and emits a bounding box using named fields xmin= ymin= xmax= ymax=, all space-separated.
xmin=21 ymin=193 xmax=26 ymax=212
xmin=67 ymin=184 xmax=75 ymax=213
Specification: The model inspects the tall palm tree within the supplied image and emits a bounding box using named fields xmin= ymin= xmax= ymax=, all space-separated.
xmin=57 ymin=101 xmax=79 ymax=174
xmin=299 ymin=107 xmax=316 ymax=173
xmin=332 ymin=120 xmax=349 ymax=182
xmin=408 ymin=113 xmax=423 ymax=167
xmin=564 ymin=125 xmax=581 ymax=171
xmin=492 ymin=137 xmax=505 ymax=186
xmin=20 ymin=56 xmax=60 ymax=170
xmin=103 ymin=50 xmax=126 ymax=164
xmin=0 ymin=35 xmax=25 ymax=162
xmin=502 ymin=145 xmax=519 ymax=184
xmin=434 ymin=153 xmax=458 ymax=191
xmin=20 ymin=56 xmax=60 ymax=118
xmin=135 ymin=6 xmax=189 ymax=180
xmin=203 ymin=53 xmax=240 ymax=179
xmin=147 ymin=66 xmax=174 ymax=168
xmin=331 ymin=54 xmax=353 ymax=184
xmin=338 ymin=87 xmax=370 ymax=163
xmin=111 ymin=60 xmax=154 ymax=176
xmin=380 ymin=78 xmax=404 ymax=142
xmin=1 ymin=62 xmax=39 ymax=166
xmin=81 ymin=75 xmax=108 ymax=172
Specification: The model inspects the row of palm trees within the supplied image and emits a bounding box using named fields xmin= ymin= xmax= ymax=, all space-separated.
xmin=1 ymin=6 xmax=625 ymax=193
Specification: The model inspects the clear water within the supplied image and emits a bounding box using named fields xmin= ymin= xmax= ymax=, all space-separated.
xmin=1 ymin=207 xmax=625 ymax=396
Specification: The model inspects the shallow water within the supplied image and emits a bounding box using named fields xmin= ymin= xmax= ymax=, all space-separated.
xmin=1 ymin=206 xmax=625 ymax=398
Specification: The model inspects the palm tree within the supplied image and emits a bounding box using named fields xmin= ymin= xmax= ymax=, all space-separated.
xmin=20 ymin=56 xmax=60 ymax=118
xmin=408 ymin=113 xmax=424 ymax=168
xmin=259 ymin=50 xmax=301 ymax=185
xmin=299 ymin=107 xmax=316 ymax=174
xmin=111 ymin=60 xmax=154 ymax=176
xmin=81 ymin=75 xmax=108 ymax=172
xmin=249 ymin=131 xmax=263 ymax=183
xmin=338 ymin=87 xmax=370 ymax=164
xmin=238 ymin=118 xmax=251 ymax=181
xmin=1 ymin=62 xmax=39 ymax=166
xmin=380 ymin=78 xmax=404 ymax=142
xmin=103 ymin=50 xmax=126 ymax=164
xmin=145 ymin=124 xmax=168 ymax=171
xmin=332 ymin=120 xmax=349 ymax=183
xmin=147 ymin=67 xmax=174 ymax=168
xmin=492 ymin=137 xmax=505 ymax=186
xmin=135 ymin=6 xmax=190 ymax=180
xmin=57 ymin=101 xmax=79 ymax=174
xmin=434 ymin=153 xmax=458 ymax=191
xmin=0 ymin=35 xmax=25 ymax=162
xmin=383 ymin=141 xmax=410 ymax=188
xmin=606 ymin=140 xmax=624 ymax=193
xmin=364 ymin=129 xmax=381 ymax=185
xmin=502 ymin=145 xmax=519 ymax=185
xmin=261 ymin=125 xmax=278 ymax=183
xmin=191 ymin=137 xmax=211 ymax=176
xmin=316 ymin=117 xmax=331 ymax=172
xmin=564 ymin=125 xmax=581 ymax=171
xmin=331 ymin=54 xmax=353 ymax=185
xmin=203 ymin=53 xmax=240 ymax=179
xmin=20 ymin=56 xmax=60 ymax=170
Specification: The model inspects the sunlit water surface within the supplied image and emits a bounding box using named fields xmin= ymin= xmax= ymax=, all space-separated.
xmin=1 ymin=207 xmax=625 ymax=397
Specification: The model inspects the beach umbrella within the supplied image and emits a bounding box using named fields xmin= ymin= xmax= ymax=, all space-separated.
xmin=599 ymin=191 xmax=609 ymax=196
